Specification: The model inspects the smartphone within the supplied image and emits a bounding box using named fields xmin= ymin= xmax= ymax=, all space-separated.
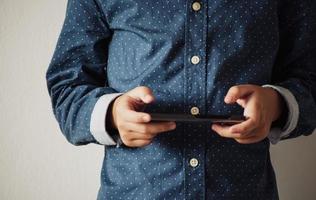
xmin=149 ymin=113 xmax=247 ymax=125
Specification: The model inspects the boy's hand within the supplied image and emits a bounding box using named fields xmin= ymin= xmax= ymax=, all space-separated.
xmin=110 ymin=86 xmax=176 ymax=147
xmin=211 ymin=84 xmax=285 ymax=144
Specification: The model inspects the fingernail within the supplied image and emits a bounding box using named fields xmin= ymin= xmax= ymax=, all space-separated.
xmin=211 ymin=124 xmax=217 ymax=130
xmin=144 ymin=95 xmax=152 ymax=102
xmin=224 ymin=96 xmax=231 ymax=102
xmin=143 ymin=115 xmax=150 ymax=121
xmin=170 ymin=122 xmax=176 ymax=129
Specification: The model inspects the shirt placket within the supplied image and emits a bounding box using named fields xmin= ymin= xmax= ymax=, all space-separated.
xmin=184 ymin=0 xmax=208 ymax=199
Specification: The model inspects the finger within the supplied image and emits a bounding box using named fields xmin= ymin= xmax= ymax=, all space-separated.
xmin=228 ymin=117 xmax=259 ymax=136
xmin=211 ymin=124 xmax=245 ymax=139
xmin=211 ymin=123 xmax=260 ymax=139
xmin=224 ymin=85 xmax=255 ymax=104
xmin=123 ymin=139 xmax=152 ymax=148
xmin=119 ymin=94 xmax=149 ymax=113
xmin=234 ymin=135 xmax=266 ymax=144
xmin=231 ymin=127 xmax=260 ymax=139
xmin=125 ymin=121 xmax=176 ymax=135
xmin=121 ymin=130 xmax=155 ymax=141
xmin=236 ymin=99 xmax=247 ymax=108
xmin=126 ymin=86 xmax=155 ymax=104
xmin=234 ymin=125 xmax=269 ymax=144
xmin=119 ymin=109 xmax=152 ymax=123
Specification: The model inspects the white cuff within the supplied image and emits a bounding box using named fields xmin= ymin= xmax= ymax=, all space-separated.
xmin=262 ymin=84 xmax=299 ymax=144
xmin=90 ymin=93 xmax=124 ymax=145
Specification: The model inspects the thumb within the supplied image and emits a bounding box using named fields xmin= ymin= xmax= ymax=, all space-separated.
xmin=224 ymin=85 xmax=254 ymax=104
xmin=236 ymin=99 xmax=247 ymax=108
xmin=127 ymin=86 xmax=155 ymax=104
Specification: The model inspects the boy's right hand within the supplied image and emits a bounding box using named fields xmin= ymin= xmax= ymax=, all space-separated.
xmin=110 ymin=86 xmax=177 ymax=147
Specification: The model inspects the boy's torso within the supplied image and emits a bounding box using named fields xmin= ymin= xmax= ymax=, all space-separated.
xmin=97 ymin=0 xmax=280 ymax=199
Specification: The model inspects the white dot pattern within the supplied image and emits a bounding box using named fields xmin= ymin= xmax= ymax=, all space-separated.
xmin=45 ymin=0 xmax=316 ymax=199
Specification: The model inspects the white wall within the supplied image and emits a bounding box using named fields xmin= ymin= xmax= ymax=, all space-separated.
xmin=0 ymin=0 xmax=315 ymax=199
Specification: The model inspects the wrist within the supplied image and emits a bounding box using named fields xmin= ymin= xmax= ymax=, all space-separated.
xmin=267 ymin=87 xmax=286 ymax=122
xmin=110 ymin=96 xmax=120 ymax=130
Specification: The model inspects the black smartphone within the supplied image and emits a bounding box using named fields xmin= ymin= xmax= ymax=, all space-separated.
xmin=149 ymin=113 xmax=247 ymax=125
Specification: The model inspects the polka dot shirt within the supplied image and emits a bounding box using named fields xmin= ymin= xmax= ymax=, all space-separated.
xmin=46 ymin=0 xmax=316 ymax=199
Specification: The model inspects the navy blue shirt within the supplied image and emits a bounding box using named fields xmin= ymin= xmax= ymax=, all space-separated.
xmin=46 ymin=0 xmax=316 ymax=199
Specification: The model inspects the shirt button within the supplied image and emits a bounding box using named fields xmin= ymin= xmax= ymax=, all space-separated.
xmin=192 ymin=2 xmax=202 ymax=12
xmin=189 ymin=158 xmax=199 ymax=167
xmin=190 ymin=106 xmax=200 ymax=115
xmin=191 ymin=55 xmax=200 ymax=65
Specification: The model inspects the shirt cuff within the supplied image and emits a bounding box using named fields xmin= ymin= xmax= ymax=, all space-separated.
xmin=262 ymin=84 xmax=299 ymax=144
xmin=90 ymin=93 xmax=124 ymax=145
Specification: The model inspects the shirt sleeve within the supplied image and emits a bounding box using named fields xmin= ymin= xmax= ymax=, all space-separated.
xmin=267 ymin=0 xmax=316 ymax=142
xmin=90 ymin=93 xmax=123 ymax=145
xmin=261 ymin=85 xmax=299 ymax=144
xmin=45 ymin=0 xmax=119 ymax=146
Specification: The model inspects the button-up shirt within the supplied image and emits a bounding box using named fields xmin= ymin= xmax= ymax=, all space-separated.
xmin=46 ymin=0 xmax=316 ymax=199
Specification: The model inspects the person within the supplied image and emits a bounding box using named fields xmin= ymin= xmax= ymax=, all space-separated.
xmin=45 ymin=0 xmax=316 ymax=199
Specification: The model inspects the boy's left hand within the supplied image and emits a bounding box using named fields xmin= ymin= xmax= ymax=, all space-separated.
xmin=211 ymin=84 xmax=285 ymax=144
